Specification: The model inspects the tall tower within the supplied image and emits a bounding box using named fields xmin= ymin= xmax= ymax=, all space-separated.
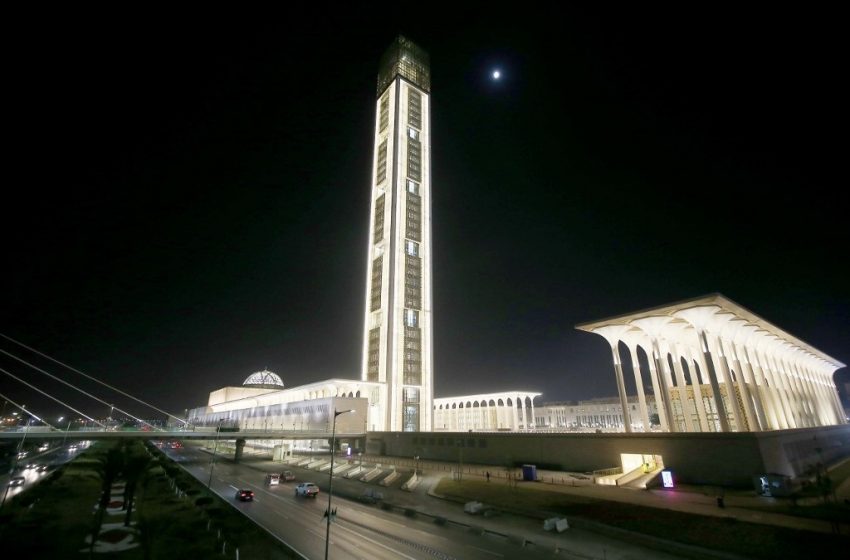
xmin=361 ymin=36 xmax=433 ymax=432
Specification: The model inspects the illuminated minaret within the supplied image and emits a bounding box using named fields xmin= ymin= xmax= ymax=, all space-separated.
xmin=361 ymin=36 xmax=433 ymax=432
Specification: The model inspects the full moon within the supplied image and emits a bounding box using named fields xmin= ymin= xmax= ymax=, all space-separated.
xmin=492 ymin=70 xmax=501 ymax=80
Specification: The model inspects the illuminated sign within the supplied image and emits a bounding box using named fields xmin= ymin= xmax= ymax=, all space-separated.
xmin=661 ymin=470 xmax=674 ymax=488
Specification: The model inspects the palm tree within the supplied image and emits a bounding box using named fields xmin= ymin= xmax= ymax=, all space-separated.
xmin=90 ymin=446 xmax=125 ymax=557
xmin=122 ymin=449 xmax=152 ymax=527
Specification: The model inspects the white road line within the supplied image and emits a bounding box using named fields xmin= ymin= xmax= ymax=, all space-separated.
xmin=334 ymin=522 xmax=420 ymax=560
xmin=467 ymin=544 xmax=504 ymax=557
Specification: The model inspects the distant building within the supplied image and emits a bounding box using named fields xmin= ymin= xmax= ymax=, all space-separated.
xmin=536 ymin=396 xmax=659 ymax=432
xmin=433 ymin=392 xmax=540 ymax=432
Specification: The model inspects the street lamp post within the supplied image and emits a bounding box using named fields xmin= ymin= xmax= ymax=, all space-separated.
xmin=59 ymin=416 xmax=72 ymax=446
xmin=324 ymin=409 xmax=353 ymax=560
xmin=207 ymin=419 xmax=224 ymax=489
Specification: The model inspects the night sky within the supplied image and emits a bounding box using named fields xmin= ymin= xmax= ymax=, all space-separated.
xmin=2 ymin=6 xmax=847 ymax=421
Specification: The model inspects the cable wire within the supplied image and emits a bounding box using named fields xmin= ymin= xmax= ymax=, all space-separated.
xmin=0 ymin=367 xmax=103 ymax=426
xmin=0 ymin=349 xmax=159 ymax=429
xmin=0 ymin=333 xmax=186 ymax=425
xmin=0 ymin=390 xmax=56 ymax=430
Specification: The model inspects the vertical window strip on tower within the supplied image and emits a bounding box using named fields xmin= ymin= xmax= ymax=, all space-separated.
xmin=373 ymin=194 xmax=385 ymax=243
xmin=403 ymin=387 xmax=420 ymax=432
xmin=407 ymin=137 xmax=421 ymax=181
xmin=404 ymin=254 xmax=422 ymax=309
xmin=379 ymin=94 xmax=389 ymax=132
xmin=370 ymin=255 xmax=383 ymax=311
xmin=376 ymin=139 xmax=388 ymax=184
xmin=367 ymin=327 xmax=381 ymax=381
xmin=406 ymin=192 xmax=421 ymax=241
xmin=408 ymin=89 xmax=422 ymax=130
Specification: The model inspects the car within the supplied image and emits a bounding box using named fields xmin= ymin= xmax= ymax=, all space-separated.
xmin=265 ymin=473 xmax=280 ymax=486
xmin=235 ymin=489 xmax=254 ymax=501
xmin=282 ymin=470 xmax=295 ymax=482
xmin=24 ymin=463 xmax=37 ymax=470
xmin=16 ymin=451 xmax=27 ymax=459
xmin=36 ymin=464 xmax=49 ymax=472
xmin=38 ymin=444 xmax=49 ymax=452
xmin=8 ymin=477 xmax=25 ymax=487
xmin=295 ymin=482 xmax=319 ymax=498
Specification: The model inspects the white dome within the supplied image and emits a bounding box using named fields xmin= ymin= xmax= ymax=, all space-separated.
xmin=242 ymin=369 xmax=284 ymax=388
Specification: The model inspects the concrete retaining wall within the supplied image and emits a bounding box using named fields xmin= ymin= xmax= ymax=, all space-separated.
xmin=367 ymin=425 xmax=850 ymax=487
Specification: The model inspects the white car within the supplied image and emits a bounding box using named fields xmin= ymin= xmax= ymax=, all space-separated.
xmin=295 ymin=482 xmax=319 ymax=498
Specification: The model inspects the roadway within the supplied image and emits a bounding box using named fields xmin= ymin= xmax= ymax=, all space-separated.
xmin=1 ymin=440 xmax=90 ymax=503
xmin=166 ymin=444 xmax=682 ymax=560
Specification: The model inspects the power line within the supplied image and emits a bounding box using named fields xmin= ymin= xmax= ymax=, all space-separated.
xmin=0 ymin=349 xmax=156 ymax=429
xmin=0 ymin=367 xmax=103 ymax=426
xmin=0 ymin=333 xmax=186 ymax=425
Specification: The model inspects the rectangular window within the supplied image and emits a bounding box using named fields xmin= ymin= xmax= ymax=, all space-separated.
xmin=370 ymin=255 xmax=383 ymax=311
xmin=408 ymin=127 xmax=419 ymax=140
xmin=407 ymin=179 xmax=419 ymax=194
xmin=379 ymin=95 xmax=389 ymax=132
xmin=373 ymin=195 xmax=385 ymax=244
xmin=376 ymin=139 xmax=388 ymax=184
xmin=405 ymin=240 xmax=419 ymax=256
xmin=404 ymin=309 xmax=418 ymax=327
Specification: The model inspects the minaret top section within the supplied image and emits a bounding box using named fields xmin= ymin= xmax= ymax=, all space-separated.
xmin=377 ymin=35 xmax=430 ymax=96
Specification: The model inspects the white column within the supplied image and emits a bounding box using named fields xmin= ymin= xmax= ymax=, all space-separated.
xmin=708 ymin=334 xmax=745 ymax=431
xmin=777 ymin=349 xmax=812 ymax=426
xmin=734 ymin=327 xmax=773 ymax=429
xmin=632 ymin=318 xmax=679 ymax=432
xmin=530 ymin=398 xmax=536 ymax=432
xmin=594 ymin=326 xmax=635 ymax=433
xmin=719 ymin=335 xmax=758 ymax=431
xmin=665 ymin=341 xmax=695 ymax=432
xmin=673 ymin=307 xmax=730 ymax=432
xmin=511 ymin=396 xmax=519 ymax=431
xmin=786 ymin=350 xmax=820 ymax=425
xmin=680 ymin=344 xmax=710 ymax=432
xmin=752 ymin=345 xmax=791 ymax=429
xmin=623 ymin=339 xmax=651 ymax=431
xmin=762 ymin=349 xmax=800 ymax=428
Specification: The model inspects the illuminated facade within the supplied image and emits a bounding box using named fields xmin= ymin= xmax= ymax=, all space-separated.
xmin=187 ymin=372 xmax=378 ymax=433
xmin=536 ymin=396 xmax=660 ymax=432
xmin=433 ymin=392 xmax=540 ymax=432
xmin=361 ymin=36 xmax=434 ymax=432
xmin=577 ymin=294 xmax=846 ymax=433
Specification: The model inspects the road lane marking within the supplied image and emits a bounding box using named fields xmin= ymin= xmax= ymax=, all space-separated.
xmin=467 ymin=545 xmax=503 ymax=557
xmin=334 ymin=523 xmax=420 ymax=560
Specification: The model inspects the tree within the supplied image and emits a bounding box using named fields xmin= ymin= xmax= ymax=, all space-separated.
xmin=122 ymin=449 xmax=153 ymax=527
xmin=90 ymin=446 xmax=125 ymax=558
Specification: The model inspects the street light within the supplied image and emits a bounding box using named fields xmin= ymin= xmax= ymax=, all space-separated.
xmin=324 ymin=409 xmax=353 ymax=560
xmin=207 ymin=419 xmax=224 ymax=489
xmin=59 ymin=416 xmax=72 ymax=446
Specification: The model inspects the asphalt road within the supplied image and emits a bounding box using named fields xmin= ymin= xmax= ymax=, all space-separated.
xmin=166 ymin=444 xmax=682 ymax=560
xmin=1 ymin=440 xmax=90 ymax=503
